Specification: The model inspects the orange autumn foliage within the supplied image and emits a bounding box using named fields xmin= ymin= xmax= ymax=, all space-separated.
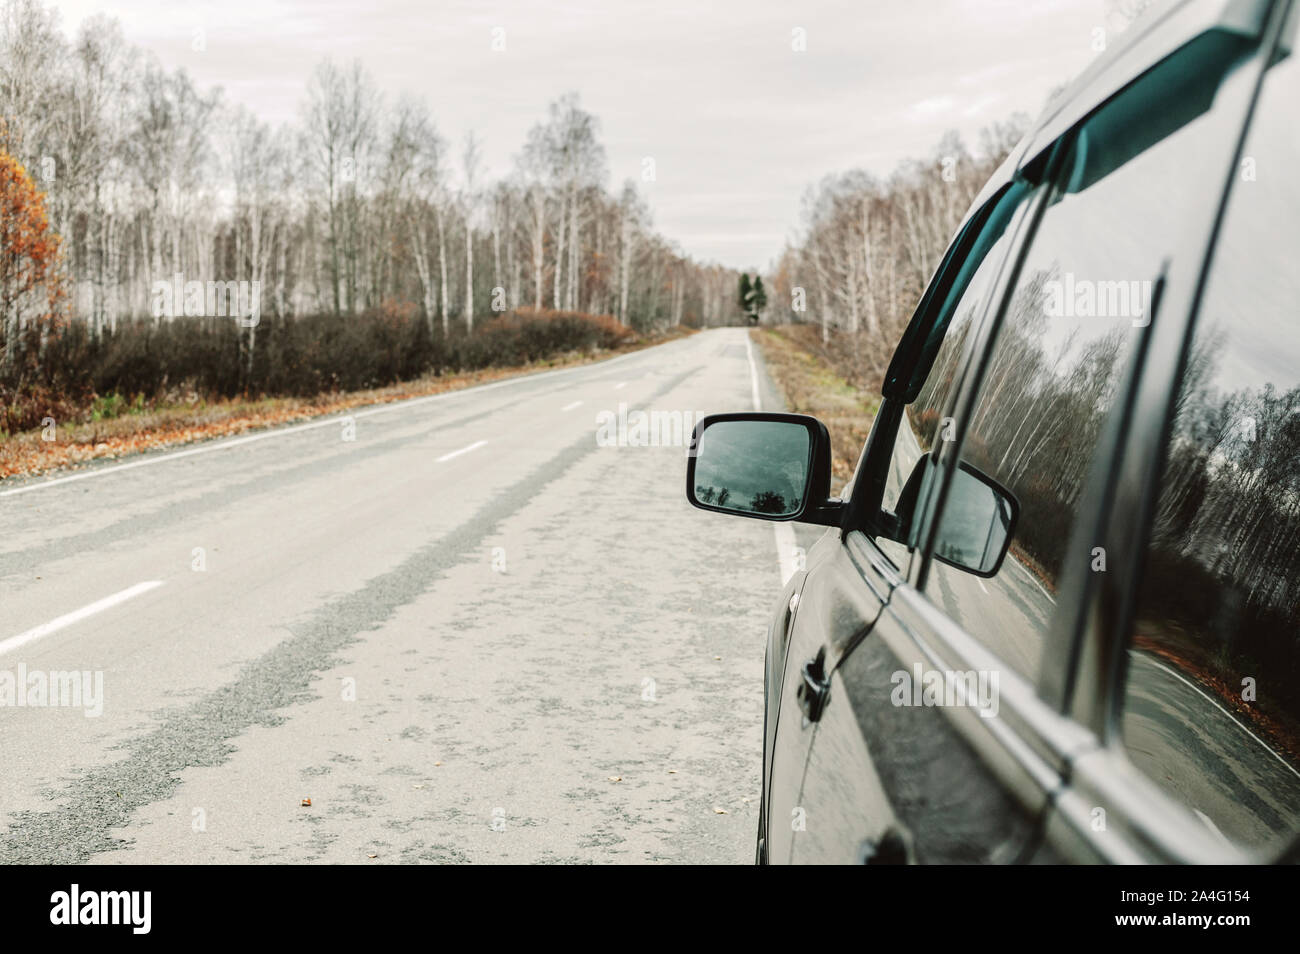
xmin=0 ymin=148 xmax=68 ymax=351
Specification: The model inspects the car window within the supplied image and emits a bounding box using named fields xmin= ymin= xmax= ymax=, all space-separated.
xmin=874 ymin=184 xmax=1028 ymax=567
xmin=1117 ymin=32 xmax=1300 ymax=852
xmin=921 ymin=29 xmax=1259 ymax=684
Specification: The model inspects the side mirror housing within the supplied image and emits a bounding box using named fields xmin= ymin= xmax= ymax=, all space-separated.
xmin=892 ymin=452 xmax=1019 ymax=577
xmin=686 ymin=413 xmax=843 ymax=526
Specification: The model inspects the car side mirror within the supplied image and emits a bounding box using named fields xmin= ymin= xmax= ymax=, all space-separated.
xmin=686 ymin=413 xmax=843 ymax=526
xmin=893 ymin=452 xmax=1019 ymax=577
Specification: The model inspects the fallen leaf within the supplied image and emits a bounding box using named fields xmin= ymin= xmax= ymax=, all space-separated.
xmin=300 ymin=797 xmax=312 ymax=807
xmin=608 ymin=776 xmax=622 ymax=782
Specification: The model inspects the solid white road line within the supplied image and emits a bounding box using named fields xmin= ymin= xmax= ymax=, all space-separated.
xmin=1133 ymin=652 xmax=1300 ymax=781
xmin=774 ymin=524 xmax=800 ymax=586
xmin=1193 ymin=809 xmax=1232 ymax=846
xmin=436 ymin=440 xmax=488 ymax=463
xmin=561 ymin=401 xmax=583 ymax=411
xmin=744 ymin=331 xmax=799 ymax=586
xmin=0 ymin=336 xmax=679 ymax=500
xmin=743 ymin=332 xmax=762 ymax=413
xmin=0 ymin=580 xmax=165 ymax=659
xmin=1015 ymin=559 xmax=1055 ymax=602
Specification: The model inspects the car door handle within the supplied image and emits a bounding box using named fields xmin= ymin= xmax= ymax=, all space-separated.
xmin=859 ymin=825 xmax=912 ymax=865
xmin=796 ymin=649 xmax=830 ymax=724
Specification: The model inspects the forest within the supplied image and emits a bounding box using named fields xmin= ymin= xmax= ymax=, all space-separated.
xmin=768 ymin=117 xmax=1031 ymax=393
xmin=0 ymin=0 xmax=743 ymax=433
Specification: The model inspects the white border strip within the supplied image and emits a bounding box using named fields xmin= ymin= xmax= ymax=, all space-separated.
xmin=745 ymin=332 xmax=799 ymax=586
xmin=1133 ymin=652 xmax=1300 ymax=781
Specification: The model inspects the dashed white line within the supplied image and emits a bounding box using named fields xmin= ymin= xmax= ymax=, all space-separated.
xmin=561 ymin=401 xmax=583 ymax=412
xmin=436 ymin=440 xmax=488 ymax=463
xmin=614 ymin=382 xmax=627 ymax=390
xmin=0 ymin=580 xmax=165 ymax=659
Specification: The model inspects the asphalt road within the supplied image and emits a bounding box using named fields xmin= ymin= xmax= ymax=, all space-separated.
xmin=0 ymin=326 xmax=808 ymax=864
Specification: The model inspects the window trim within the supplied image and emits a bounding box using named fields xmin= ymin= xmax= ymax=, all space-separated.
xmin=843 ymin=176 xmax=1044 ymax=566
xmin=901 ymin=143 xmax=1070 ymax=697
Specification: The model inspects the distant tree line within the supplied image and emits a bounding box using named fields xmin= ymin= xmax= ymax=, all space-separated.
xmin=0 ymin=0 xmax=746 ymax=420
xmin=766 ymin=118 xmax=1030 ymax=391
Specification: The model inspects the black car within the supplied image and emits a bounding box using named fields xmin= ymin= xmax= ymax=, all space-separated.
xmin=689 ymin=0 xmax=1300 ymax=863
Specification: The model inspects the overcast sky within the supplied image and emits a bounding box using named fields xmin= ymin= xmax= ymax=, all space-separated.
xmin=50 ymin=0 xmax=1107 ymax=270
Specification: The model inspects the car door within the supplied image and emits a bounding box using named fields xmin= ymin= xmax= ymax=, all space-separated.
xmin=789 ymin=12 xmax=1270 ymax=864
xmin=784 ymin=169 xmax=1055 ymax=864
xmin=761 ymin=525 xmax=888 ymax=864
xmin=765 ymin=170 xmax=1039 ymax=866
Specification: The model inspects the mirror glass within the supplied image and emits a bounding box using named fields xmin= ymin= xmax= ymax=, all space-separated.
xmin=932 ymin=462 xmax=1017 ymax=575
xmin=692 ymin=420 xmax=811 ymax=517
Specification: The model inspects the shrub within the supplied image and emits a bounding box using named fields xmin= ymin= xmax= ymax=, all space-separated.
xmin=0 ymin=307 xmax=635 ymax=434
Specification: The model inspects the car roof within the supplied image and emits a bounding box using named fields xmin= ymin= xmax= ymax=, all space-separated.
xmin=961 ymin=0 xmax=1271 ymax=225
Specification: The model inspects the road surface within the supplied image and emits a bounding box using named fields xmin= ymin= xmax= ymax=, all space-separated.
xmin=0 ymin=327 xmax=810 ymax=864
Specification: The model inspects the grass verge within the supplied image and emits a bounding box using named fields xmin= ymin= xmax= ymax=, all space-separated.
xmin=749 ymin=325 xmax=879 ymax=492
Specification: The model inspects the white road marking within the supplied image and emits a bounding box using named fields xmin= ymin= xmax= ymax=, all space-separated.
xmin=0 ymin=340 xmax=670 ymax=500
xmin=561 ymin=401 xmax=583 ymax=411
xmin=436 ymin=440 xmax=488 ymax=463
xmin=743 ymin=332 xmax=762 ymax=413
xmin=1133 ymin=652 xmax=1300 ymax=781
xmin=774 ymin=523 xmax=799 ymax=586
xmin=0 ymin=580 xmax=165 ymax=659
xmin=1193 ymin=809 xmax=1232 ymax=846
xmin=614 ymin=381 xmax=627 ymax=390
xmin=1014 ymin=560 xmax=1055 ymax=602
xmin=743 ymin=332 xmax=798 ymax=585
